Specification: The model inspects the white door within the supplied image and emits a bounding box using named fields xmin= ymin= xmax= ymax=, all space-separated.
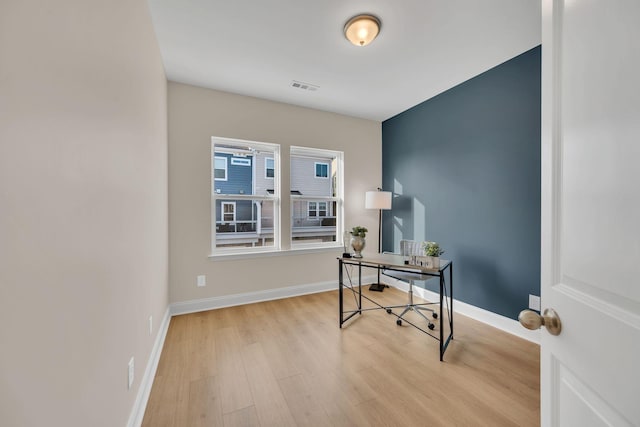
xmin=539 ymin=0 xmax=640 ymax=425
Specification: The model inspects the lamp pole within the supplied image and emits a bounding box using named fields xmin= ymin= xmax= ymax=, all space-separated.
xmin=377 ymin=206 xmax=383 ymax=253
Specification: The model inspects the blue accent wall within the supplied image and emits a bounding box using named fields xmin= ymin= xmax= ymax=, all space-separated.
xmin=381 ymin=46 xmax=541 ymax=320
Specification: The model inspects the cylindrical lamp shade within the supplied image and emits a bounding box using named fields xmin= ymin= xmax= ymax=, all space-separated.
xmin=365 ymin=191 xmax=392 ymax=210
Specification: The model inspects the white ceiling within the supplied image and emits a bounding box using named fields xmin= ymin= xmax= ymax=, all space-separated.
xmin=148 ymin=0 xmax=541 ymax=122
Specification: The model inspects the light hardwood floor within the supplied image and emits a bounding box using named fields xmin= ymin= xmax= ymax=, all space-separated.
xmin=142 ymin=287 xmax=540 ymax=426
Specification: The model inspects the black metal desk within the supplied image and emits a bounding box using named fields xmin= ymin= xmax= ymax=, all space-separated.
xmin=338 ymin=254 xmax=453 ymax=361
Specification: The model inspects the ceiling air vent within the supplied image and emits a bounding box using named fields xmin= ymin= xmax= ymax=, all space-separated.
xmin=291 ymin=80 xmax=319 ymax=92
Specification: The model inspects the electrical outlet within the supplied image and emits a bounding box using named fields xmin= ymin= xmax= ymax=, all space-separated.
xmin=128 ymin=357 xmax=135 ymax=390
xmin=529 ymin=294 xmax=541 ymax=311
xmin=149 ymin=315 xmax=153 ymax=336
xmin=197 ymin=275 xmax=206 ymax=287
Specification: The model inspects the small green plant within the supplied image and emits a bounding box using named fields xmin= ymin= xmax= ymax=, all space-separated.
xmin=423 ymin=241 xmax=445 ymax=257
xmin=350 ymin=226 xmax=368 ymax=238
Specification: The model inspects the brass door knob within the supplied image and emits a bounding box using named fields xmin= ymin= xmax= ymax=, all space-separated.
xmin=518 ymin=308 xmax=562 ymax=336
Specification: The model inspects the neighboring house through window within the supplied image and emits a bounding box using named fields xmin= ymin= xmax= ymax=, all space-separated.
xmin=291 ymin=146 xmax=343 ymax=247
xmin=212 ymin=137 xmax=280 ymax=253
xmin=211 ymin=138 xmax=342 ymax=255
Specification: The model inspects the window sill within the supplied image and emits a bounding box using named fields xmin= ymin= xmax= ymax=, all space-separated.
xmin=208 ymin=245 xmax=343 ymax=261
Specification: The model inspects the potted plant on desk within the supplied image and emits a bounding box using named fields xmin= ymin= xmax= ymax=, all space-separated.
xmin=350 ymin=226 xmax=368 ymax=258
xmin=423 ymin=241 xmax=445 ymax=269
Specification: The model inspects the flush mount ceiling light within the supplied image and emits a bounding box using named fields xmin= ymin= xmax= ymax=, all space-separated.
xmin=343 ymin=14 xmax=381 ymax=46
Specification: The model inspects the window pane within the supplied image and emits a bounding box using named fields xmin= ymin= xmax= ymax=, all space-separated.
xmin=214 ymin=199 xmax=275 ymax=249
xmin=212 ymin=137 xmax=280 ymax=253
xmin=213 ymin=147 xmax=268 ymax=196
xmin=291 ymin=147 xmax=342 ymax=246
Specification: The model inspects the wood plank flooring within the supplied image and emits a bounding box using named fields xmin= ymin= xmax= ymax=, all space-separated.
xmin=142 ymin=287 xmax=540 ymax=426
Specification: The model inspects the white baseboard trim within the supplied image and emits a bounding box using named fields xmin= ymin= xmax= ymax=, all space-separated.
xmin=380 ymin=276 xmax=540 ymax=344
xmin=127 ymin=307 xmax=171 ymax=427
xmin=170 ymin=275 xmax=377 ymax=316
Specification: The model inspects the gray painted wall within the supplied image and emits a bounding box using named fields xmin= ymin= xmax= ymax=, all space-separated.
xmin=381 ymin=46 xmax=541 ymax=320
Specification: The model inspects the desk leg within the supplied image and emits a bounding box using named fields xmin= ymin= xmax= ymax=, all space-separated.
xmin=358 ymin=262 xmax=362 ymax=314
xmin=450 ymin=263 xmax=454 ymax=339
xmin=440 ymin=273 xmax=444 ymax=361
xmin=339 ymin=259 xmax=344 ymax=328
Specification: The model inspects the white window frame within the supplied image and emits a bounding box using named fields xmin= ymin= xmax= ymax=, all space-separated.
xmin=291 ymin=146 xmax=344 ymax=249
xmin=265 ymin=157 xmax=274 ymax=179
xmin=308 ymin=201 xmax=317 ymax=217
xmin=214 ymin=156 xmax=228 ymax=181
xmin=314 ymin=162 xmax=329 ymax=179
xmin=307 ymin=201 xmax=328 ymax=218
xmin=221 ymin=201 xmax=236 ymax=223
xmin=212 ymin=137 xmax=281 ymax=255
xmin=318 ymin=201 xmax=327 ymax=217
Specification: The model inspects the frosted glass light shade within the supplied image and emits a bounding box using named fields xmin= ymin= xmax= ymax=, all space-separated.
xmin=365 ymin=191 xmax=392 ymax=210
xmin=344 ymin=14 xmax=381 ymax=47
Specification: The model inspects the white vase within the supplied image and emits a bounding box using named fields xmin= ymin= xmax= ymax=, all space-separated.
xmin=431 ymin=256 xmax=440 ymax=269
xmin=351 ymin=236 xmax=365 ymax=258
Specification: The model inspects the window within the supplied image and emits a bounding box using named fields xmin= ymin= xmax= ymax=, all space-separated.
xmin=214 ymin=156 xmax=227 ymax=181
xmin=230 ymin=157 xmax=251 ymax=166
xmin=318 ymin=201 xmax=327 ymax=217
xmin=314 ymin=162 xmax=329 ymax=178
xmin=291 ymin=147 xmax=343 ymax=247
xmin=308 ymin=201 xmax=327 ymax=217
xmin=221 ymin=202 xmax=236 ymax=222
xmin=265 ymin=157 xmax=274 ymax=178
xmin=211 ymin=139 xmax=342 ymax=255
xmin=212 ymin=137 xmax=280 ymax=253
